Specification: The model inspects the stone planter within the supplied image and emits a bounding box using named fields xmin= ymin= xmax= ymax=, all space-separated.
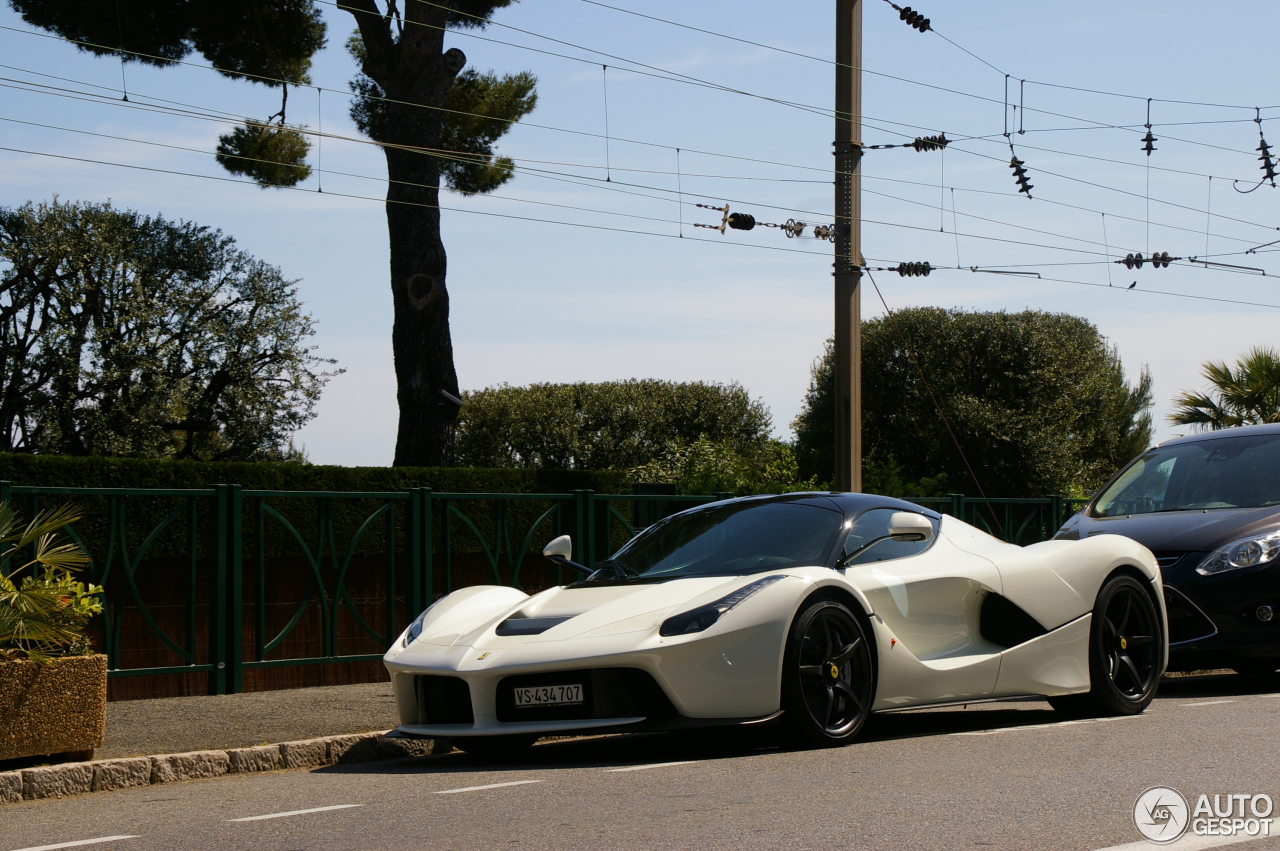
xmin=0 ymin=655 xmax=107 ymax=762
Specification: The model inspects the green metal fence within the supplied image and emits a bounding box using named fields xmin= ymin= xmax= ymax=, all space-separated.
xmin=0 ymin=482 xmax=1086 ymax=695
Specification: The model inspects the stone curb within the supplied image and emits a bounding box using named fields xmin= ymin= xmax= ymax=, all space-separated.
xmin=0 ymin=730 xmax=438 ymax=805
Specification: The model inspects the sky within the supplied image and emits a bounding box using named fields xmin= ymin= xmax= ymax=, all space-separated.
xmin=2 ymin=1 xmax=1279 ymax=467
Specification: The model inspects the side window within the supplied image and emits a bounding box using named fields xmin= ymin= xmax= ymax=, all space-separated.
xmin=841 ymin=508 xmax=937 ymax=567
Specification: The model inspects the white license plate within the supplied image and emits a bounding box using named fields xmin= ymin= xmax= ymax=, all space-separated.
xmin=513 ymin=684 xmax=584 ymax=707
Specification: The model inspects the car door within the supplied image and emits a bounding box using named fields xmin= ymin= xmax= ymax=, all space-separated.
xmin=842 ymin=508 xmax=1005 ymax=709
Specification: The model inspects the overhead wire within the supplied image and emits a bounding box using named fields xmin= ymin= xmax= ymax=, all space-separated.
xmin=8 ymin=62 xmax=1276 ymax=251
xmin=4 ymin=142 xmax=1279 ymax=312
xmin=565 ymin=0 xmax=1280 ymax=169
xmin=571 ymin=0 xmax=1279 ymax=113
xmin=5 ymin=20 xmax=1277 ymax=234
xmin=425 ymin=0 xmax=1278 ymax=164
xmin=6 ymin=68 xmax=1276 ymax=272
xmin=0 ymin=108 xmax=1167 ymax=266
xmin=9 ymin=59 xmax=1280 ymax=278
xmin=7 ymin=7 xmax=1280 ymax=300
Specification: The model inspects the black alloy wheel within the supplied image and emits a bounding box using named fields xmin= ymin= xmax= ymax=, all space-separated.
xmin=1050 ymin=575 xmax=1163 ymax=717
xmin=782 ymin=599 xmax=876 ymax=747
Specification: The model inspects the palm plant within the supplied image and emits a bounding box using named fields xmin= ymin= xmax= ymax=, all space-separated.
xmin=0 ymin=502 xmax=101 ymax=662
xmin=1170 ymin=346 xmax=1280 ymax=431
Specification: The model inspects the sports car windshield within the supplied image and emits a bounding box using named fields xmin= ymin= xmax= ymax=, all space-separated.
xmin=1093 ymin=432 xmax=1280 ymax=517
xmin=605 ymin=501 xmax=843 ymax=580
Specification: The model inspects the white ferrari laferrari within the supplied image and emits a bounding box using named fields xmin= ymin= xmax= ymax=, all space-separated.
xmin=383 ymin=493 xmax=1168 ymax=753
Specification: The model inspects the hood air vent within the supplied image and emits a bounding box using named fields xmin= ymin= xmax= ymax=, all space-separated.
xmin=495 ymin=615 xmax=573 ymax=636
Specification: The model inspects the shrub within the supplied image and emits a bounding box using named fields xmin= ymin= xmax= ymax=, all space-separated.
xmin=0 ymin=503 xmax=101 ymax=663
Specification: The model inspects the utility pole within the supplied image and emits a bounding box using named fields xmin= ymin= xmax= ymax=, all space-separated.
xmin=833 ymin=0 xmax=863 ymax=492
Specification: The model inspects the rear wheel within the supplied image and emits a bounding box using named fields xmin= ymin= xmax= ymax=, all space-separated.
xmin=452 ymin=734 xmax=538 ymax=760
xmin=781 ymin=599 xmax=876 ymax=747
xmin=1049 ymin=575 xmax=1162 ymax=717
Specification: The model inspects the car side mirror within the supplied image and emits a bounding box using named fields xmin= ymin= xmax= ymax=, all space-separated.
xmin=888 ymin=512 xmax=934 ymax=543
xmin=542 ymin=534 xmax=573 ymax=560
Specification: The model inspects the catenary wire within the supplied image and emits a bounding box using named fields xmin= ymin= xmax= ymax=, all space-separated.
xmin=4 ymin=21 xmax=1276 ymax=229
xmin=5 ymin=71 xmax=1274 ymax=264
xmin=572 ymin=0 xmax=1280 ymax=112
xmin=5 ymin=143 xmax=1279 ymax=312
xmin=5 ymin=66 xmax=1274 ymax=262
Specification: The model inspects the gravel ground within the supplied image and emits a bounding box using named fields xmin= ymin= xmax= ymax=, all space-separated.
xmin=98 ymin=683 xmax=400 ymax=759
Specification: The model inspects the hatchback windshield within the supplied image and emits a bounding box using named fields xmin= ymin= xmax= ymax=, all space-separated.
xmin=606 ymin=500 xmax=844 ymax=580
xmin=1093 ymin=432 xmax=1280 ymax=517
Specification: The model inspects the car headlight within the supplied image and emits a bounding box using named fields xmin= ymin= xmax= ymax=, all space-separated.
xmin=402 ymin=601 xmax=439 ymax=647
xmin=1197 ymin=530 xmax=1280 ymax=576
xmin=659 ymin=575 xmax=784 ymax=637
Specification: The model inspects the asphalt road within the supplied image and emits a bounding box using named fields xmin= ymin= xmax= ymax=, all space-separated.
xmin=5 ymin=675 xmax=1279 ymax=851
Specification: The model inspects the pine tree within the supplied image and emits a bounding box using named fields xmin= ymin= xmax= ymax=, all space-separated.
xmin=8 ymin=0 xmax=538 ymax=464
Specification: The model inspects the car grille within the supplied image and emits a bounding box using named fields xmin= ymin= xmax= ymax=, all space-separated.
xmin=495 ymin=668 xmax=674 ymax=723
xmin=1164 ymin=587 xmax=1217 ymax=645
xmin=415 ymin=675 xmax=474 ymax=724
xmin=1154 ymin=552 xmax=1185 ymax=569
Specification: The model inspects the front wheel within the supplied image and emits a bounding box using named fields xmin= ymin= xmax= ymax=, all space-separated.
xmin=781 ymin=599 xmax=876 ymax=747
xmin=1049 ymin=575 xmax=1163 ymax=718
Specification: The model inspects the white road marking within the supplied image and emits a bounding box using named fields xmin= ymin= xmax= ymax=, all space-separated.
xmin=1095 ymin=830 xmax=1274 ymax=850
xmin=606 ymin=761 xmax=695 ymax=773
xmin=1181 ymin=700 xmax=1236 ymax=707
xmin=229 ymin=804 xmax=363 ymax=822
xmin=435 ymin=780 xmax=544 ymax=794
xmin=951 ymin=716 xmax=1148 ymax=736
xmin=9 ymin=838 xmax=139 ymax=851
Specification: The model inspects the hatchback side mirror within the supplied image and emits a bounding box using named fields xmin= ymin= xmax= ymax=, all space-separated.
xmin=888 ymin=512 xmax=934 ymax=543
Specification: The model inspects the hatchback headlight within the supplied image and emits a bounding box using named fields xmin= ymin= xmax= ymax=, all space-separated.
xmin=1197 ymin=530 xmax=1280 ymax=576
xmin=659 ymin=575 xmax=784 ymax=637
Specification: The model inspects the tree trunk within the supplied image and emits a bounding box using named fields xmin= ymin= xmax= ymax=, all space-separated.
xmin=379 ymin=27 xmax=466 ymax=467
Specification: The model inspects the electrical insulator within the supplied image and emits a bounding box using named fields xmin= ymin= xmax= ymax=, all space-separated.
xmin=1259 ymin=137 xmax=1278 ymax=188
xmin=895 ymin=261 xmax=932 ymax=277
xmin=727 ymin=213 xmax=756 ymax=231
xmin=1141 ymin=128 xmax=1157 ymax=156
xmin=912 ymin=133 xmax=949 ymax=152
xmin=1009 ymin=155 xmax=1033 ymax=197
xmin=897 ymin=5 xmax=930 ymax=32
xmin=1119 ymin=252 xmax=1176 ymax=268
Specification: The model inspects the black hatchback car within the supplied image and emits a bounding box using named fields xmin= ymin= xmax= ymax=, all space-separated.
xmin=1055 ymin=423 xmax=1280 ymax=677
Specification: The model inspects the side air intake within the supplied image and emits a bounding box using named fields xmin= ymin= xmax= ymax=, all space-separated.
xmin=980 ymin=593 xmax=1049 ymax=649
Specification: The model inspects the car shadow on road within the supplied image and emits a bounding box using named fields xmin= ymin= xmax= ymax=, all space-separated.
xmin=323 ymin=672 xmax=1274 ymax=776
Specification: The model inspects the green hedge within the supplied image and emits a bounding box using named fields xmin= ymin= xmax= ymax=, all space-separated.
xmin=0 ymin=453 xmax=633 ymax=494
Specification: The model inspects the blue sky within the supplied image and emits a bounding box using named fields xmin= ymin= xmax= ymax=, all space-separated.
xmin=2 ymin=1 xmax=1278 ymax=466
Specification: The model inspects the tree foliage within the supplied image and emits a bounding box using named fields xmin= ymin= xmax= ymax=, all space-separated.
xmin=456 ymin=380 xmax=773 ymax=471
xmin=0 ymin=199 xmax=338 ymax=460
xmin=793 ymin=309 xmax=1153 ymax=498
xmin=348 ymin=35 xmax=536 ymax=196
xmin=216 ymin=120 xmax=313 ymax=186
xmin=1170 ymin=346 xmax=1280 ymax=431
xmin=10 ymin=0 xmax=327 ymax=187
xmin=9 ymin=0 xmax=540 ymax=465
xmin=627 ymin=437 xmax=811 ymax=496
